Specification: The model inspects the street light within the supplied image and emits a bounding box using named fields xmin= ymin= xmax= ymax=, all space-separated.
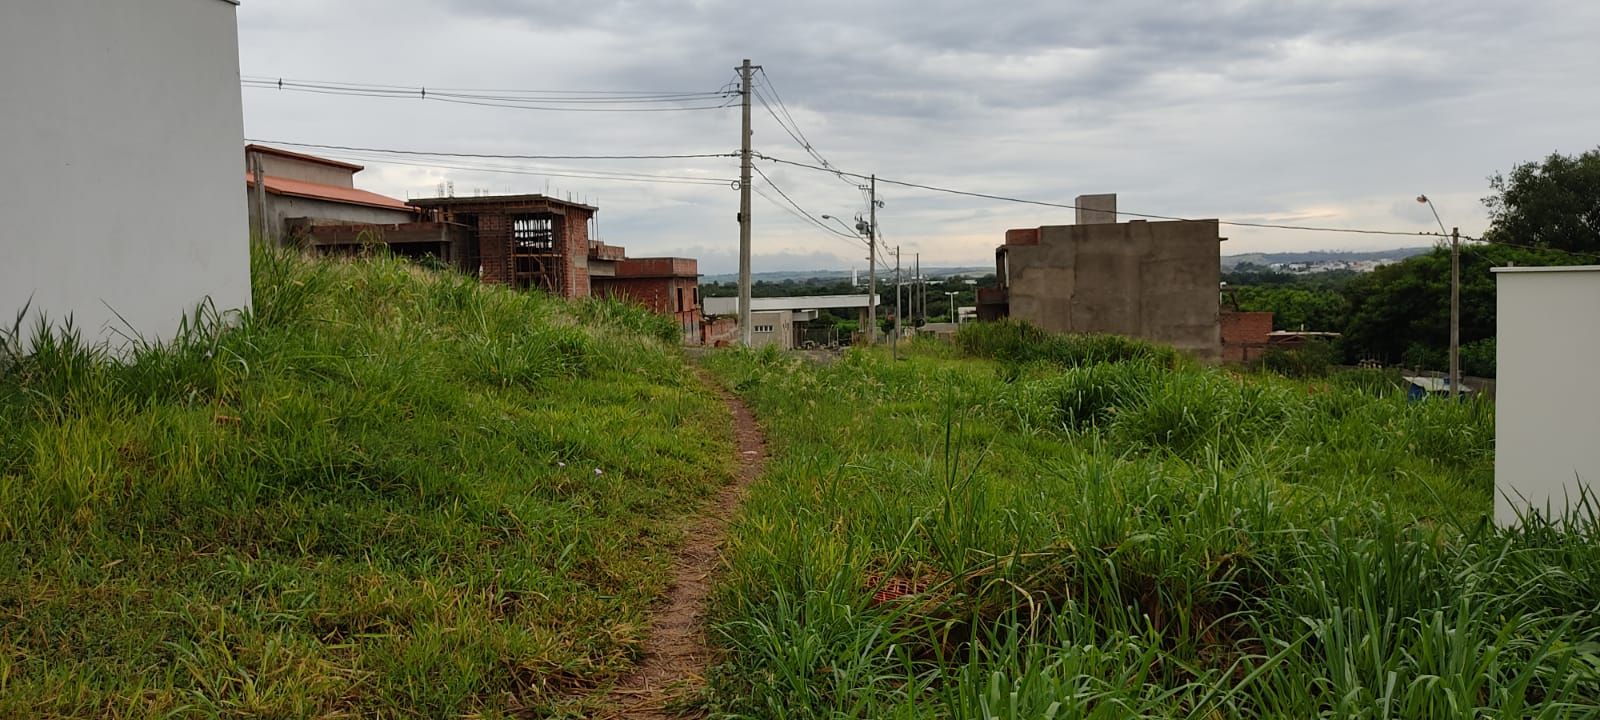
xmin=820 ymin=214 xmax=859 ymax=239
xmin=823 ymin=213 xmax=876 ymax=344
xmin=944 ymin=290 xmax=960 ymax=323
xmin=1417 ymin=194 xmax=1461 ymax=399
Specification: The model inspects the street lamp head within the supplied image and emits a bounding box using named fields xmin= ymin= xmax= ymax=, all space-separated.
xmin=1416 ymin=195 xmax=1430 ymax=204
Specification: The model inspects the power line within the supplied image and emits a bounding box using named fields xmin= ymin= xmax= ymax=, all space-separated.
xmin=306 ymin=151 xmax=736 ymax=187
xmin=242 ymin=75 xmax=727 ymax=97
xmin=752 ymin=70 xmax=859 ymax=190
xmin=242 ymin=78 xmax=728 ymax=102
xmin=247 ymin=139 xmax=737 ymax=162
xmin=750 ymin=166 xmax=864 ymax=244
xmin=753 ymin=152 xmax=1456 ymax=240
xmin=752 ymin=187 xmax=869 ymax=250
xmin=242 ymin=78 xmax=738 ymax=112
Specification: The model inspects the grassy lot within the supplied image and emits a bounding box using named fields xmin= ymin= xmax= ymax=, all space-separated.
xmin=0 ymin=246 xmax=733 ymax=718
xmin=702 ymin=325 xmax=1600 ymax=719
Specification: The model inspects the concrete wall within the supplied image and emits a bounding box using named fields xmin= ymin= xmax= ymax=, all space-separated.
xmin=256 ymin=153 xmax=357 ymax=188
xmin=748 ymin=310 xmax=792 ymax=350
xmin=1005 ymin=219 xmax=1221 ymax=360
xmin=1 ymin=0 xmax=250 ymax=350
xmin=1493 ymin=266 xmax=1600 ymax=527
xmin=248 ymin=193 xmax=416 ymax=241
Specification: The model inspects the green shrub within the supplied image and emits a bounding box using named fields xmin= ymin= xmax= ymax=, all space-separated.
xmin=956 ymin=319 xmax=1179 ymax=367
xmin=1259 ymin=339 xmax=1337 ymax=378
xmin=1462 ymin=337 xmax=1496 ymax=377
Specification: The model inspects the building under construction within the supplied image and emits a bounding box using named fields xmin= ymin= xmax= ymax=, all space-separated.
xmin=408 ymin=194 xmax=599 ymax=298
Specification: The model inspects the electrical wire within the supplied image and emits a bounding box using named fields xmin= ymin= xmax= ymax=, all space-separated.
xmin=305 ymin=151 xmax=736 ymax=187
xmin=753 ymin=187 xmax=871 ymax=251
xmin=247 ymin=139 xmax=737 ymax=162
xmin=750 ymin=166 xmax=864 ymax=244
xmin=752 ymin=71 xmax=859 ymax=190
xmin=242 ymin=75 xmax=726 ymax=97
xmin=754 ymin=152 xmax=1454 ymax=240
xmin=242 ymin=78 xmax=738 ymax=112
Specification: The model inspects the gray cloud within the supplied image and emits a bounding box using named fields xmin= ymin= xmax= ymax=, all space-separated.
xmin=238 ymin=0 xmax=1600 ymax=274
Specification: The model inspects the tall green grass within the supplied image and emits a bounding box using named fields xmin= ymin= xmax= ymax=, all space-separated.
xmin=703 ymin=337 xmax=1599 ymax=718
xmin=0 ymin=245 xmax=732 ymax=717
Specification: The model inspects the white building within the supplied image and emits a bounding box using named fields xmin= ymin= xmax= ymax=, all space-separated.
xmin=1 ymin=0 xmax=251 ymax=350
xmin=703 ymin=294 xmax=881 ymax=350
xmin=1493 ymin=266 xmax=1600 ymax=527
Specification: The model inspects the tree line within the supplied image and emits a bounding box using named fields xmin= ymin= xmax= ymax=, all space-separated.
xmin=1230 ymin=147 xmax=1600 ymax=376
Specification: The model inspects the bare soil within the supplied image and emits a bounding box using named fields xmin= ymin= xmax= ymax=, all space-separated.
xmin=594 ymin=371 xmax=766 ymax=719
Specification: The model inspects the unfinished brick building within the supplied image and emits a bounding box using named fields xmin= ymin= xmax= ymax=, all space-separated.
xmin=409 ymin=194 xmax=598 ymax=298
xmin=592 ymin=257 xmax=703 ymax=338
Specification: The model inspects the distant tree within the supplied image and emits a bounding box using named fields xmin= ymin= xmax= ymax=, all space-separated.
xmin=1231 ymin=286 xmax=1348 ymax=332
xmin=1484 ymin=148 xmax=1600 ymax=254
xmin=1338 ymin=243 xmax=1580 ymax=371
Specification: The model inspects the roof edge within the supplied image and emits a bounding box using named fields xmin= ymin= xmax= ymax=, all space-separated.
xmin=247 ymin=144 xmax=365 ymax=173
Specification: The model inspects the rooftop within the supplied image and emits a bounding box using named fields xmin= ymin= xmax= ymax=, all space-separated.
xmin=246 ymin=173 xmax=412 ymax=212
xmin=408 ymin=194 xmax=599 ymax=212
xmin=1492 ymin=265 xmax=1600 ymax=274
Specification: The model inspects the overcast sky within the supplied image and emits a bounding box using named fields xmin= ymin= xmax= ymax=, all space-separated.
xmin=238 ymin=1 xmax=1600 ymax=274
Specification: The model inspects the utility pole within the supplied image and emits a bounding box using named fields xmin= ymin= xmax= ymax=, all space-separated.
xmin=250 ymin=151 xmax=269 ymax=242
xmin=737 ymin=58 xmax=755 ymax=347
xmin=1450 ymin=226 xmax=1461 ymax=399
xmin=915 ymin=252 xmax=928 ymax=326
xmin=867 ymin=174 xmax=878 ymax=345
xmin=892 ymin=245 xmax=902 ymax=358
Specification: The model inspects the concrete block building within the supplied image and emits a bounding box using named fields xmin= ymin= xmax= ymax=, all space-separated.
xmin=978 ymin=194 xmax=1223 ymax=361
xmin=2 ymin=0 xmax=251 ymax=350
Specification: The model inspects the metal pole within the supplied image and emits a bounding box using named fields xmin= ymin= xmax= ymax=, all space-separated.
xmin=867 ymin=175 xmax=877 ymax=345
xmin=1451 ymin=226 xmax=1461 ymax=399
xmin=946 ymin=291 xmax=959 ymax=322
xmin=738 ymin=59 xmax=755 ymax=347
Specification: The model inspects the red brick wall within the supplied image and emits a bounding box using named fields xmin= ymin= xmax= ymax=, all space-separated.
xmin=1005 ymin=228 xmax=1040 ymax=246
xmin=593 ymin=274 xmax=703 ymax=341
xmin=701 ymin=316 xmax=738 ymax=346
xmin=1220 ymin=311 xmax=1273 ymax=363
xmin=615 ymin=257 xmax=698 ymax=278
xmin=562 ymin=211 xmax=591 ymax=298
xmin=478 ymin=214 xmax=509 ymax=284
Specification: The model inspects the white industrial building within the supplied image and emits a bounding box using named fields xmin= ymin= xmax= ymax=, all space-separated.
xmin=703 ymin=294 xmax=880 ymax=349
xmin=1493 ymin=266 xmax=1600 ymax=527
xmin=1 ymin=0 xmax=250 ymax=350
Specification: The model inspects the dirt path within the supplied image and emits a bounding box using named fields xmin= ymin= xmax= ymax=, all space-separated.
xmin=595 ymin=371 xmax=766 ymax=719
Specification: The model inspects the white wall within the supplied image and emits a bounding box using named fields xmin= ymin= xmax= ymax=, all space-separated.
xmin=1494 ymin=266 xmax=1600 ymax=526
xmin=1 ymin=0 xmax=250 ymax=350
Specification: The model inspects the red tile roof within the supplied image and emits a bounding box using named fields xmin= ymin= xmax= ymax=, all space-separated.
xmin=246 ymin=173 xmax=413 ymax=212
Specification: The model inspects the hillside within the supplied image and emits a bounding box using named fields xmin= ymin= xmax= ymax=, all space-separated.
xmin=0 ymin=247 xmax=734 ymax=717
